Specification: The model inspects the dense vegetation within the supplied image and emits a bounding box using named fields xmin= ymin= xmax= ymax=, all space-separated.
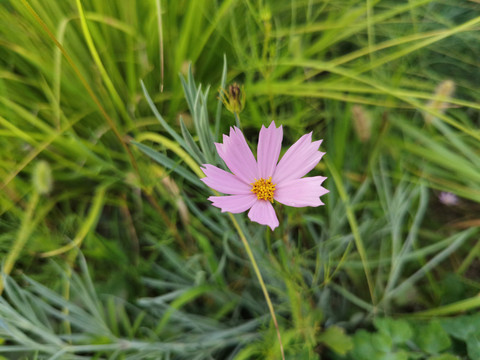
xmin=1 ymin=1 xmax=480 ymax=359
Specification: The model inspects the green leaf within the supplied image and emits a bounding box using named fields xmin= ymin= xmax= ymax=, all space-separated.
xmin=132 ymin=141 xmax=202 ymax=187
xmin=372 ymin=332 xmax=393 ymax=353
xmin=428 ymin=354 xmax=460 ymax=360
xmin=179 ymin=116 xmax=206 ymax=164
xmin=414 ymin=320 xmax=451 ymax=354
xmin=407 ymin=353 xmax=426 ymax=360
xmin=386 ymin=351 xmax=409 ymax=360
xmin=141 ymin=80 xmax=186 ymax=148
xmin=351 ymin=330 xmax=392 ymax=360
xmin=317 ymin=325 xmax=353 ymax=355
xmin=91 ymin=335 xmax=112 ymax=345
xmin=441 ymin=314 xmax=480 ymax=341
xmin=466 ymin=333 xmax=480 ymax=359
xmin=352 ymin=330 xmax=382 ymax=360
xmin=374 ymin=318 xmax=413 ymax=344
xmin=214 ymin=54 xmax=228 ymax=141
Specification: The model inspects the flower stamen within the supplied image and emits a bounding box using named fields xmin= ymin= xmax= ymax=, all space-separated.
xmin=251 ymin=177 xmax=276 ymax=203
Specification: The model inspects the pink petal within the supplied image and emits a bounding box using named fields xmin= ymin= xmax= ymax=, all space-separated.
xmin=273 ymin=133 xmax=325 ymax=184
xmin=215 ymin=127 xmax=258 ymax=184
xmin=208 ymin=194 xmax=257 ymax=213
xmin=274 ymin=176 xmax=329 ymax=207
xmin=257 ymin=122 xmax=283 ymax=179
xmin=200 ymin=164 xmax=251 ymax=195
xmin=248 ymin=200 xmax=279 ymax=231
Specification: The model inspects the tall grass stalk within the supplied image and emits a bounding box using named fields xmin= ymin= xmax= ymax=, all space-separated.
xmin=228 ymin=213 xmax=285 ymax=360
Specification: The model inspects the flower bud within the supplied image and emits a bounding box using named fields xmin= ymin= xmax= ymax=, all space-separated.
xmin=424 ymin=80 xmax=455 ymax=124
xmin=32 ymin=160 xmax=52 ymax=195
xmin=352 ymin=105 xmax=371 ymax=142
xmin=219 ymin=83 xmax=246 ymax=114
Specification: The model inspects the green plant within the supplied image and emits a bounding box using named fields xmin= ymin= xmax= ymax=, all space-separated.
xmin=2 ymin=1 xmax=480 ymax=358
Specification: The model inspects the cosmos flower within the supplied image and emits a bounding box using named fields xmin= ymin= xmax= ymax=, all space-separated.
xmin=201 ymin=121 xmax=328 ymax=230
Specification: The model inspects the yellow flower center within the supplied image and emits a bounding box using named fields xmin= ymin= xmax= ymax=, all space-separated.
xmin=251 ymin=177 xmax=276 ymax=203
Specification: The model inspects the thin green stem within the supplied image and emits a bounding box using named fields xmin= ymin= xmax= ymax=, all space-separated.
xmin=155 ymin=0 xmax=164 ymax=93
xmin=0 ymin=190 xmax=40 ymax=294
xmin=228 ymin=214 xmax=285 ymax=360
xmin=457 ymin=238 xmax=480 ymax=276
xmin=325 ymin=158 xmax=377 ymax=305
xmin=75 ymin=0 xmax=132 ymax=128
xmin=234 ymin=111 xmax=241 ymax=128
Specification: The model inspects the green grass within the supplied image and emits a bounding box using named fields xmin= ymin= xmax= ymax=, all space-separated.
xmin=1 ymin=0 xmax=480 ymax=358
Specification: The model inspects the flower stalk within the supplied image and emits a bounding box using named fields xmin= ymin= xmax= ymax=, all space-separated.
xmin=228 ymin=213 xmax=285 ymax=360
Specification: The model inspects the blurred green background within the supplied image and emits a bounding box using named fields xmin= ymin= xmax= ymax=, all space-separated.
xmin=1 ymin=0 xmax=480 ymax=359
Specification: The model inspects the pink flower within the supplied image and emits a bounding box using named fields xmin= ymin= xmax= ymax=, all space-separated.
xmin=201 ymin=121 xmax=328 ymax=230
xmin=439 ymin=191 xmax=459 ymax=206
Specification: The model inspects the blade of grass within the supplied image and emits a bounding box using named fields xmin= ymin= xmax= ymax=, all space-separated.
xmin=228 ymin=213 xmax=285 ymax=360
xmin=0 ymin=191 xmax=39 ymax=295
xmin=40 ymin=183 xmax=109 ymax=257
xmin=325 ymin=157 xmax=376 ymax=305
xmin=134 ymin=132 xmax=203 ymax=178
xmin=19 ymin=0 xmax=139 ymax=174
xmin=380 ymin=228 xmax=477 ymax=306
